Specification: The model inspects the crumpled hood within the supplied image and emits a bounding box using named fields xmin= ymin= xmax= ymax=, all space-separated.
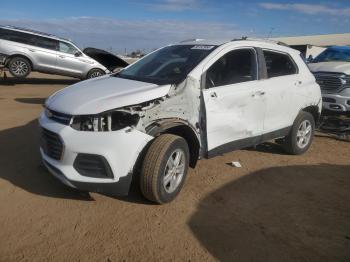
xmin=308 ymin=62 xmax=350 ymax=75
xmin=46 ymin=76 xmax=171 ymax=115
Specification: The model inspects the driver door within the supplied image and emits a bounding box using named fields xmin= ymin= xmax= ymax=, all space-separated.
xmin=202 ymin=47 xmax=266 ymax=156
xmin=56 ymin=41 xmax=88 ymax=77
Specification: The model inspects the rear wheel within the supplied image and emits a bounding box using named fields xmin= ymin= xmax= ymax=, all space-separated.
xmin=283 ymin=111 xmax=315 ymax=155
xmin=86 ymin=69 xmax=105 ymax=79
xmin=8 ymin=57 xmax=31 ymax=78
xmin=140 ymin=134 xmax=190 ymax=204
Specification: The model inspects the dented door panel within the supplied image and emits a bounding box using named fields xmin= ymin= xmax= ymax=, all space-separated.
xmin=260 ymin=75 xmax=299 ymax=133
xmin=202 ymin=81 xmax=266 ymax=151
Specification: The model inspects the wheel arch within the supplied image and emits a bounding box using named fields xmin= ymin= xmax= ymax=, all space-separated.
xmin=146 ymin=119 xmax=201 ymax=168
xmin=301 ymin=105 xmax=320 ymax=126
xmin=5 ymin=54 xmax=33 ymax=70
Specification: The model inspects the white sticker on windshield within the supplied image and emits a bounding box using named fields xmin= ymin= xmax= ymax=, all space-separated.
xmin=191 ymin=45 xmax=215 ymax=50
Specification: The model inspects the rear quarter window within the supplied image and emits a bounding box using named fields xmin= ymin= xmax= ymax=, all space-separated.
xmin=0 ymin=28 xmax=36 ymax=46
xmin=263 ymin=50 xmax=298 ymax=78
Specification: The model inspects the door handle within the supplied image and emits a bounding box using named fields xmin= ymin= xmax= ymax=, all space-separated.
xmin=28 ymin=49 xmax=35 ymax=52
xmin=252 ymin=91 xmax=265 ymax=97
xmin=59 ymin=55 xmax=66 ymax=58
xmin=210 ymin=92 xmax=218 ymax=98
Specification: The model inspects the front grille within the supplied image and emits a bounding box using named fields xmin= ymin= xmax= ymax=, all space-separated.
xmin=46 ymin=109 xmax=72 ymax=125
xmin=73 ymin=154 xmax=113 ymax=178
xmin=41 ymin=128 xmax=64 ymax=160
xmin=322 ymin=97 xmax=336 ymax=103
xmin=314 ymin=72 xmax=350 ymax=93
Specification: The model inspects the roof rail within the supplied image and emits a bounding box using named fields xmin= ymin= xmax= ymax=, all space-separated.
xmin=231 ymin=36 xmax=289 ymax=47
xmin=1 ymin=25 xmax=71 ymax=42
xmin=180 ymin=38 xmax=204 ymax=43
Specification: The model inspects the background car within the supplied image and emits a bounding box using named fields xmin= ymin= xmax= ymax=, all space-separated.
xmin=0 ymin=25 xmax=128 ymax=79
xmin=308 ymin=46 xmax=350 ymax=114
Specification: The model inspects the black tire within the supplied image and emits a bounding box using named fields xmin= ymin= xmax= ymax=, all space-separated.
xmin=86 ymin=68 xmax=105 ymax=79
xmin=283 ymin=111 xmax=315 ymax=155
xmin=8 ymin=57 xmax=31 ymax=78
xmin=140 ymin=134 xmax=190 ymax=204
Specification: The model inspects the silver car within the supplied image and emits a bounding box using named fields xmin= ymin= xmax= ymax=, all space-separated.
xmin=308 ymin=46 xmax=350 ymax=114
xmin=0 ymin=25 xmax=128 ymax=79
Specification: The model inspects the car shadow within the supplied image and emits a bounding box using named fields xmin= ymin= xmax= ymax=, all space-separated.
xmin=188 ymin=164 xmax=350 ymax=262
xmin=15 ymin=97 xmax=46 ymax=105
xmin=0 ymin=120 xmax=93 ymax=200
xmin=244 ymin=142 xmax=287 ymax=155
xmin=0 ymin=119 xmax=153 ymax=203
xmin=0 ymin=77 xmax=79 ymax=86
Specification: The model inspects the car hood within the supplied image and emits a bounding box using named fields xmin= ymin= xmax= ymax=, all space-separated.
xmin=46 ymin=76 xmax=171 ymax=115
xmin=308 ymin=62 xmax=350 ymax=75
xmin=83 ymin=47 xmax=129 ymax=72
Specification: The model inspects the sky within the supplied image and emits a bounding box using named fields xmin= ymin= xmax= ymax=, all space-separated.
xmin=0 ymin=0 xmax=349 ymax=53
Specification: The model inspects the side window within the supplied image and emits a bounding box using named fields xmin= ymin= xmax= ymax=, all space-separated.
xmin=206 ymin=49 xmax=257 ymax=88
xmin=0 ymin=28 xmax=7 ymax=40
xmin=59 ymin=42 xmax=78 ymax=55
xmin=34 ymin=36 xmax=58 ymax=51
xmin=0 ymin=29 xmax=36 ymax=45
xmin=0 ymin=28 xmax=15 ymax=41
xmin=263 ymin=50 xmax=297 ymax=78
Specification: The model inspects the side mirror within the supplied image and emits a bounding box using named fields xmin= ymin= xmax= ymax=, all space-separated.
xmin=74 ymin=52 xmax=82 ymax=57
xmin=306 ymin=55 xmax=314 ymax=63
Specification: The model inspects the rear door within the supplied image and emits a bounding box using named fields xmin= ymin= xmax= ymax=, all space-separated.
xmin=201 ymin=47 xmax=266 ymax=156
xmin=259 ymin=49 xmax=300 ymax=134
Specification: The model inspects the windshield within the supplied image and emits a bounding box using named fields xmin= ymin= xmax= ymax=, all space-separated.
xmin=314 ymin=47 xmax=350 ymax=63
xmin=115 ymin=45 xmax=216 ymax=85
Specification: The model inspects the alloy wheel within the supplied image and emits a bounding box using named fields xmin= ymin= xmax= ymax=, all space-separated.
xmin=296 ymin=119 xmax=312 ymax=148
xmin=163 ymin=149 xmax=186 ymax=194
xmin=11 ymin=60 xmax=29 ymax=76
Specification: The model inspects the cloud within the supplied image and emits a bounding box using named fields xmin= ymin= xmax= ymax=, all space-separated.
xmin=146 ymin=0 xmax=200 ymax=11
xmin=260 ymin=3 xmax=350 ymax=16
xmin=0 ymin=17 xmax=241 ymax=53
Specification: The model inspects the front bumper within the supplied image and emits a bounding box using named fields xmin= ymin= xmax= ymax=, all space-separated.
xmin=39 ymin=112 xmax=153 ymax=195
xmin=322 ymin=93 xmax=350 ymax=112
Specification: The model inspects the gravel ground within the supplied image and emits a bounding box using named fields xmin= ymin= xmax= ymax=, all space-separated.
xmin=0 ymin=72 xmax=349 ymax=262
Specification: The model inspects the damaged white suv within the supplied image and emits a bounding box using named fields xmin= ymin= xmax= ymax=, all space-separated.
xmin=40 ymin=39 xmax=321 ymax=204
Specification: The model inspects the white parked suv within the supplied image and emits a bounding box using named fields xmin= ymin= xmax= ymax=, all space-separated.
xmin=39 ymin=38 xmax=322 ymax=204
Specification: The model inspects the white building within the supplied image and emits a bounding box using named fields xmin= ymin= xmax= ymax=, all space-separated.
xmin=273 ymin=33 xmax=350 ymax=58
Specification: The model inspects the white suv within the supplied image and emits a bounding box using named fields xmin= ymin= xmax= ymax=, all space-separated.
xmin=39 ymin=39 xmax=322 ymax=204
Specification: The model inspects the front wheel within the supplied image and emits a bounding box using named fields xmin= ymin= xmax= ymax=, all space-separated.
xmin=140 ymin=134 xmax=190 ymax=204
xmin=283 ymin=111 xmax=315 ymax=155
xmin=86 ymin=69 xmax=105 ymax=79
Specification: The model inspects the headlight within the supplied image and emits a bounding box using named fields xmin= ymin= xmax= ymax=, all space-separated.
xmin=71 ymin=111 xmax=140 ymax=132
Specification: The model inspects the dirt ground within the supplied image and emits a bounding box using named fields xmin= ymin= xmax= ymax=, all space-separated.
xmin=0 ymin=72 xmax=349 ymax=262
